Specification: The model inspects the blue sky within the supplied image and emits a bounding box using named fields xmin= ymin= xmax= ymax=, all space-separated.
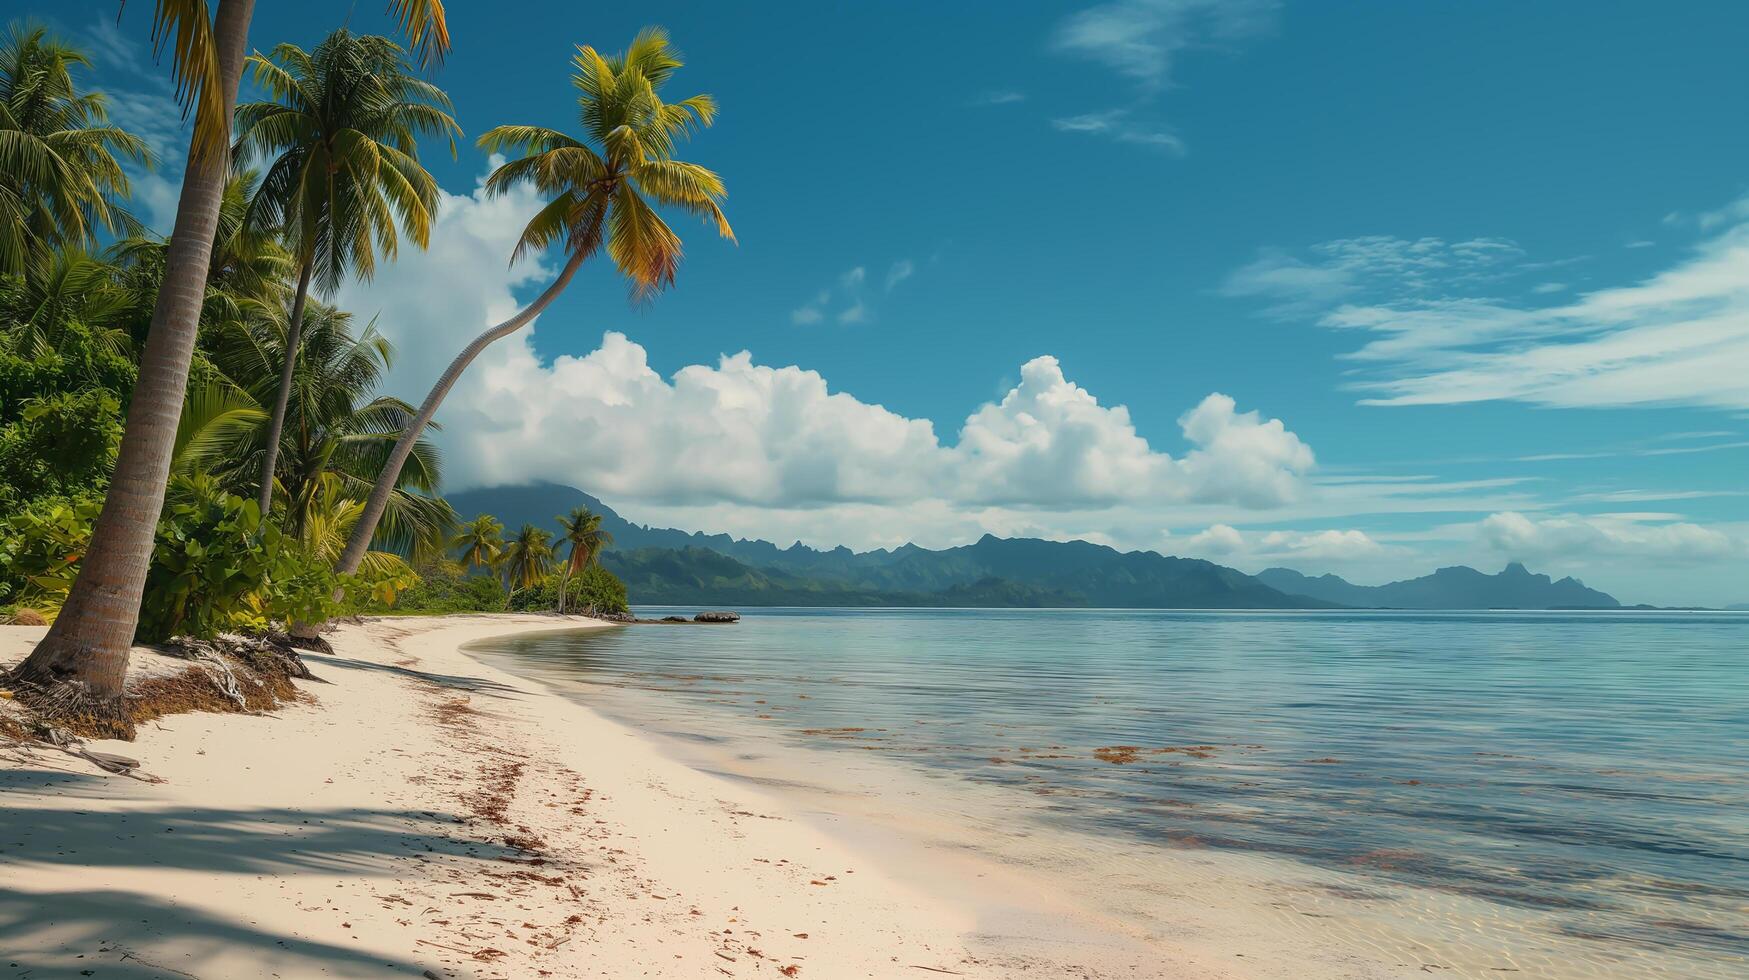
xmin=51 ymin=0 xmax=1749 ymax=605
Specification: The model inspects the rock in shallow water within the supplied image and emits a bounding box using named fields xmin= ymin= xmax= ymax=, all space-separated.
xmin=693 ymin=611 xmax=741 ymax=624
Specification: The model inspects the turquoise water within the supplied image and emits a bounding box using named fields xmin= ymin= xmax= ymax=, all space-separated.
xmin=472 ymin=608 xmax=1749 ymax=976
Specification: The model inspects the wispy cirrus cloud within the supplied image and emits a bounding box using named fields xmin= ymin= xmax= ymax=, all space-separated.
xmin=1222 ymin=236 xmax=1524 ymax=316
xmin=1050 ymin=109 xmax=1184 ymax=154
xmin=970 ymin=90 xmax=1026 ymax=106
xmin=1223 ymin=198 xmax=1749 ymax=411
xmin=1052 ymin=0 xmax=1279 ymax=88
xmin=75 ymin=15 xmax=187 ymax=231
xmin=1048 ymin=0 xmax=1276 ymax=154
xmin=791 ymin=259 xmax=916 ymax=326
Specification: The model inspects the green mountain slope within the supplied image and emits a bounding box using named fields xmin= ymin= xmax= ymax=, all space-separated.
xmin=1256 ymin=563 xmax=1620 ymax=609
xmin=448 ymin=482 xmax=1335 ymax=609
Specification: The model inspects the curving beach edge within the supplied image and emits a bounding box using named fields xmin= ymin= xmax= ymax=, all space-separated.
xmin=0 ymin=615 xmax=1184 ymax=979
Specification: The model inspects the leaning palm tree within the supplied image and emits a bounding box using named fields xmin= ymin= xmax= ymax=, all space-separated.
xmin=498 ymin=524 xmax=554 ymax=604
xmin=0 ymin=21 xmax=151 ymax=274
xmin=452 ymin=515 xmax=504 ymax=573
xmin=12 ymin=0 xmax=451 ymax=735
xmin=234 ymin=28 xmax=459 ymax=513
xmin=334 ymin=27 xmax=732 ymax=580
xmin=554 ymin=507 xmax=613 ymax=614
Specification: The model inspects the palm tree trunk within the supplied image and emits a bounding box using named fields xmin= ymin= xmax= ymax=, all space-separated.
xmin=334 ymin=247 xmax=589 ymax=577
xmin=257 ymin=257 xmax=314 ymax=513
xmin=8 ymin=0 xmax=257 ymax=738
xmin=558 ymin=560 xmax=571 ymax=614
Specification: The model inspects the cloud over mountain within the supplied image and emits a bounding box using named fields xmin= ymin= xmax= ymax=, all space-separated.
xmin=447 ymin=334 xmax=1313 ymax=514
xmin=1479 ymin=512 xmax=1745 ymax=564
xmin=336 ymin=164 xmax=1317 ymax=548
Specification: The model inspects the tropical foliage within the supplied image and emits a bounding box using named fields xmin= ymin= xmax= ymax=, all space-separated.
xmin=334 ymin=26 xmax=731 ymax=579
xmin=384 ymin=558 xmax=507 ymax=615
xmin=7 ymin=0 xmax=458 ymax=735
xmin=2 ymin=13 xmax=710 ymax=733
xmin=499 ymin=523 xmax=555 ymax=598
xmin=0 ymin=22 xmax=149 ymax=274
xmin=508 ymin=563 xmax=627 ymax=616
xmin=0 ymin=23 xmax=452 ymax=632
xmin=555 ymin=506 xmax=613 ymax=613
xmin=233 ymin=27 xmax=458 ymax=510
xmin=451 ymin=514 xmax=504 ymax=572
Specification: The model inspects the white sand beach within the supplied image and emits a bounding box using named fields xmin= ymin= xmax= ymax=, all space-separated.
xmin=0 ymin=616 xmax=1206 ymax=979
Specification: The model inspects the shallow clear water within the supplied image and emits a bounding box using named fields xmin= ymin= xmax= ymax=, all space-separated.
xmin=471 ymin=608 xmax=1749 ymax=976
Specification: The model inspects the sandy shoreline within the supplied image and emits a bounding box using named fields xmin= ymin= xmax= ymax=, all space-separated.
xmin=0 ymin=615 xmax=1184 ymax=979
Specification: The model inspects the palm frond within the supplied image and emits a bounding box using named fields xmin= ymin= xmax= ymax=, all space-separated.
xmin=146 ymin=0 xmax=226 ymax=161
xmin=387 ymin=0 xmax=451 ymax=67
xmin=172 ymin=380 xmax=266 ymax=475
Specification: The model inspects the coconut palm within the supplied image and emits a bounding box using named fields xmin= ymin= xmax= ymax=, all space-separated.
xmin=234 ymin=28 xmax=459 ymax=513
xmin=335 ymin=27 xmax=731 ymax=580
xmin=0 ymin=22 xmax=151 ymax=274
xmin=108 ymin=169 xmax=295 ymax=333
xmin=207 ymin=302 xmax=452 ymax=559
xmin=0 ymin=249 xmax=133 ymax=360
xmin=554 ymin=506 xmax=613 ymax=614
xmin=13 ymin=0 xmax=450 ymax=735
xmin=499 ymin=524 xmax=554 ymax=602
xmin=452 ymin=515 xmax=504 ymax=573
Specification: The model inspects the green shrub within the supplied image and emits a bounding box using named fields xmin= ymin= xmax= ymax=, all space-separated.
xmin=0 ymin=498 xmax=101 ymax=607
xmin=508 ymin=564 xmax=629 ymax=615
xmin=376 ymin=560 xmax=508 ymax=615
xmin=0 ymin=477 xmax=398 ymax=640
xmin=140 ymin=479 xmax=351 ymax=640
xmin=0 ymin=317 xmax=135 ymax=515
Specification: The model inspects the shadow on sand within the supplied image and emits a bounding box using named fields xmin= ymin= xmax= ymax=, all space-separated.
xmin=301 ymin=649 xmax=524 ymax=699
xmin=0 ymin=802 xmax=519 ymax=977
xmin=0 ymin=887 xmax=427 ymax=978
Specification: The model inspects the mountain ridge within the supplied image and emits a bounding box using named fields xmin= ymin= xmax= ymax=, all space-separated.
xmin=445 ymin=482 xmax=1624 ymax=609
xmin=1255 ymin=563 xmax=1620 ymax=609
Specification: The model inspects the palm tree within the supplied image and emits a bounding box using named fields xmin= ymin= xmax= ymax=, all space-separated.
xmin=554 ymin=506 xmax=613 ymax=614
xmin=0 ymin=249 xmax=133 ymax=360
xmin=108 ymin=169 xmax=296 ymax=333
xmin=234 ymin=28 xmax=458 ymax=513
xmin=335 ymin=27 xmax=731 ymax=580
xmin=208 ymin=302 xmax=452 ymax=559
xmin=452 ymin=514 xmax=504 ymax=573
xmin=11 ymin=0 xmax=450 ymax=735
xmin=0 ymin=21 xmax=151 ymax=274
xmin=499 ymin=524 xmax=553 ymax=604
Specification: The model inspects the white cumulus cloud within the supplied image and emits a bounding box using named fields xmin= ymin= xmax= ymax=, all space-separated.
xmin=335 ymin=157 xmax=552 ymax=394
xmin=314 ymin=139 xmax=1301 ymax=553
xmin=334 ymin=163 xmax=1321 ymax=548
xmin=1178 ymin=524 xmax=1387 ymax=563
xmin=446 ymin=339 xmax=1315 ymax=517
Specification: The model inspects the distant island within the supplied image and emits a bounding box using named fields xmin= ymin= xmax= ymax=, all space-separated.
xmin=1256 ymin=564 xmax=1620 ymax=610
xmin=446 ymin=483 xmax=1629 ymax=610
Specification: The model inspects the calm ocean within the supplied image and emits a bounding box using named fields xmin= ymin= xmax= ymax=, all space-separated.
xmin=469 ymin=608 xmax=1749 ymax=978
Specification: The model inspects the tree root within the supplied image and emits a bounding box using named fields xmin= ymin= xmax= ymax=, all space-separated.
xmin=5 ymin=632 xmax=315 ymax=743
xmin=279 ymin=629 xmax=333 ymax=656
xmin=3 ymin=674 xmax=135 ymax=740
